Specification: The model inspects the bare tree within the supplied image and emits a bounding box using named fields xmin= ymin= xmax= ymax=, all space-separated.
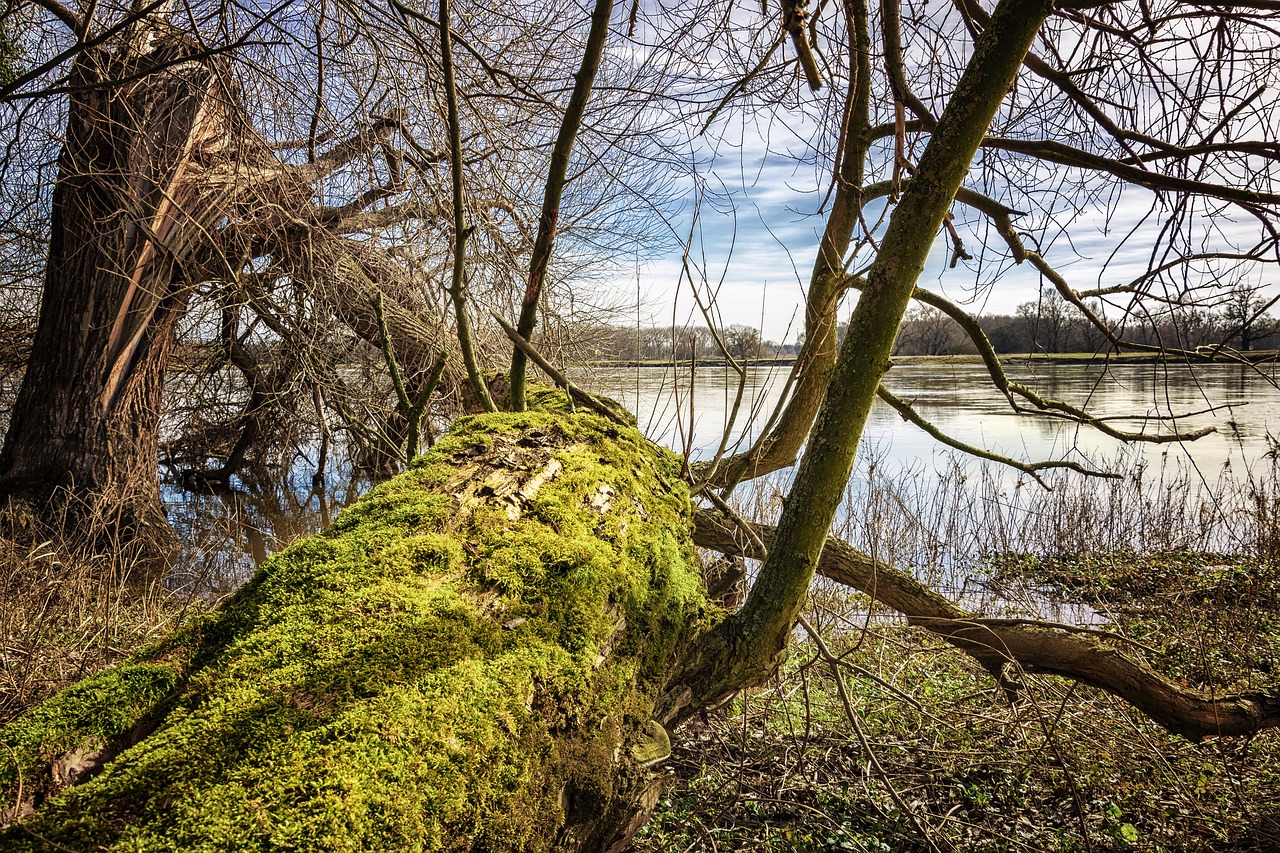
xmin=895 ymin=304 xmax=962 ymax=355
xmin=3 ymin=0 xmax=1280 ymax=850
xmin=1218 ymin=283 xmax=1280 ymax=352
xmin=0 ymin=0 xmax=684 ymax=556
xmin=705 ymin=0 xmax=1280 ymax=486
xmin=722 ymin=324 xmax=763 ymax=360
xmin=1016 ymin=291 xmax=1075 ymax=353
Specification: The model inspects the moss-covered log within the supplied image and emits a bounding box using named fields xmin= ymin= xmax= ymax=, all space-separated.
xmin=0 ymin=409 xmax=712 ymax=851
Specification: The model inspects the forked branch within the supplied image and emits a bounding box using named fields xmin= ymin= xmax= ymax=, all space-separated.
xmin=509 ymin=0 xmax=615 ymax=411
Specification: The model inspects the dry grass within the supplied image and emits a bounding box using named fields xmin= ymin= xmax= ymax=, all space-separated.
xmin=638 ymin=616 xmax=1280 ymax=852
xmin=640 ymin=446 xmax=1280 ymax=851
xmin=0 ymin=498 xmax=217 ymax=724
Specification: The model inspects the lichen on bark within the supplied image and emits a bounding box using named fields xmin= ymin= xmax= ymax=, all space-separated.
xmin=0 ymin=408 xmax=710 ymax=852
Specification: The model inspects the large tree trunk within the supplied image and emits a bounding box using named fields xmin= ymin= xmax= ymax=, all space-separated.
xmin=0 ymin=24 xmax=239 ymax=557
xmin=0 ymin=20 xmax=456 ymax=540
xmin=0 ymin=408 xmax=712 ymax=851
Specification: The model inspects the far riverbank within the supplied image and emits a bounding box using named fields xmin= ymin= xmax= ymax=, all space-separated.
xmin=598 ymin=349 xmax=1280 ymax=369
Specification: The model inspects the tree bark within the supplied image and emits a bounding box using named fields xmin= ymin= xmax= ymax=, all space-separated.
xmin=0 ymin=24 xmax=240 ymax=558
xmin=5 ymin=407 xmax=1280 ymax=851
xmin=0 ymin=408 xmax=712 ymax=851
xmin=0 ymin=21 xmax=451 ymax=552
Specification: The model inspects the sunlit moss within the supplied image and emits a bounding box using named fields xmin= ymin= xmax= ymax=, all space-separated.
xmin=0 ymin=409 xmax=710 ymax=850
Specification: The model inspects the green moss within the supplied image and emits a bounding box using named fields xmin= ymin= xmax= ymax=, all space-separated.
xmin=0 ymin=661 xmax=186 ymax=798
xmin=519 ymin=386 xmax=637 ymax=426
xmin=0 ymin=410 xmax=710 ymax=851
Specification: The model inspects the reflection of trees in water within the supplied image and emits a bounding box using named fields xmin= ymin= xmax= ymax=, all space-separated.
xmin=582 ymin=362 xmax=1280 ymax=475
xmin=163 ymin=436 xmax=368 ymax=593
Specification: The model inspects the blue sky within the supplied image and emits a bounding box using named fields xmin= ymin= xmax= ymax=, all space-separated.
xmin=614 ymin=149 xmax=1278 ymax=343
xmin=589 ymin=1 xmax=1280 ymax=344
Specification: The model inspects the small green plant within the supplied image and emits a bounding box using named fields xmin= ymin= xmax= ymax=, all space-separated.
xmin=1102 ymin=801 xmax=1140 ymax=847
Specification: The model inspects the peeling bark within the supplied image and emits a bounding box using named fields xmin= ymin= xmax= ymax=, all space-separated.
xmin=0 ymin=18 xmax=447 ymax=553
xmin=0 ymin=23 xmax=246 ymax=556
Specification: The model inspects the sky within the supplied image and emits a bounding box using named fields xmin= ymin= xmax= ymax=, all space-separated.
xmin=587 ymin=3 xmax=1280 ymax=344
xmin=608 ymin=143 xmax=1277 ymax=343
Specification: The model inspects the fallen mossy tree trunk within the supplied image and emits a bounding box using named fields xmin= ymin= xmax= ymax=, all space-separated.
xmin=7 ymin=405 xmax=1280 ymax=852
xmin=0 ymin=410 xmax=712 ymax=852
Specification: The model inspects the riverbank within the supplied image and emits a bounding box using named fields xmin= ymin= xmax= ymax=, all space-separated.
xmin=598 ymin=350 xmax=1280 ymax=369
xmin=1 ymin=502 xmax=1275 ymax=850
xmin=638 ymin=550 xmax=1280 ymax=852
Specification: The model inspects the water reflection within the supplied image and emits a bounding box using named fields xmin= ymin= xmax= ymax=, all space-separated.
xmin=165 ymin=360 xmax=1280 ymax=604
xmin=577 ymin=360 xmax=1280 ymax=478
xmin=163 ymin=450 xmax=366 ymax=596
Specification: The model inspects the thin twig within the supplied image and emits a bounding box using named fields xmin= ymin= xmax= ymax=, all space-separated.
xmin=798 ymin=615 xmax=953 ymax=853
xmin=491 ymin=312 xmax=628 ymax=423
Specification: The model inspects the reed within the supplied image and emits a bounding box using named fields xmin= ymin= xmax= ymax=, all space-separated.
xmin=836 ymin=445 xmax=1280 ymax=577
xmin=650 ymin=444 xmax=1280 ymax=852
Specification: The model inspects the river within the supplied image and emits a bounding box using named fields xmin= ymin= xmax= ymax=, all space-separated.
xmin=166 ymin=358 xmax=1280 ymax=602
xmin=580 ymin=358 xmax=1280 ymax=621
xmin=575 ymin=359 xmax=1280 ymax=479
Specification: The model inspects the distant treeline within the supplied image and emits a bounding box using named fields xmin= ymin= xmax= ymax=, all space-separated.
xmin=572 ymin=291 xmax=1279 ymax=361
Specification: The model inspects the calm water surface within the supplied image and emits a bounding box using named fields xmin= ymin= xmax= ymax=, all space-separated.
xmin=577 ymin=360 xmax=1280 ymax=477
xmin=167 ymin=360 xmax=1280 ymax=601
xmin=574 ymin=359 xmax=1280 ymax=621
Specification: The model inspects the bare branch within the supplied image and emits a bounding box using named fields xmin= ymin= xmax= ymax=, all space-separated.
xmin=491 ymin=312 xmax=628 ymax=423
xmin=439 ymin=0 xmax=495 ymax=412
xmin=28 ymin=0 xmax=81 ymax=32
xmin=782 ymin=0 xmax=822 ymax=90
xmin=880 ymin=0 xmax=937 ymax=128
xmin=875 ymin=384 xmax=1119 ymax=485
xmin=509 ymin=0 xmax=615 ymax=410
xmin=981 ymin=136 xmax=1280 ymax=208
xmin=693 ymin=509 xmax=1280 ymax=741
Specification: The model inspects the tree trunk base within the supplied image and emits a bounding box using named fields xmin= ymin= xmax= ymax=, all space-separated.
xmin=0 ymin=485 xmax=178 ymax=581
